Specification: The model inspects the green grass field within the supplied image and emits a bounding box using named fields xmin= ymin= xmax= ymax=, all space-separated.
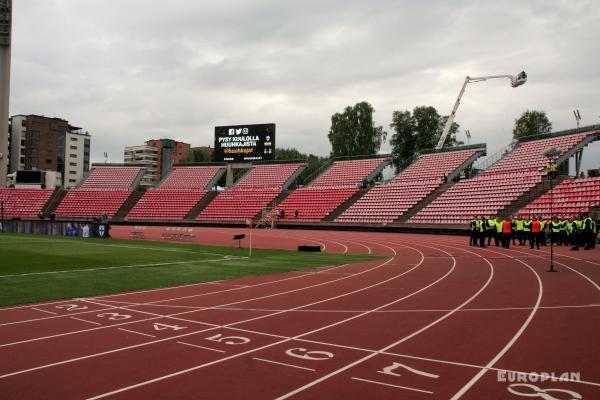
xmin=0 ymin=233 xmax=378 ymax=307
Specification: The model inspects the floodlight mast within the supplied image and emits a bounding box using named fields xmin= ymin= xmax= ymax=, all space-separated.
xmin=435 ymin=71 xmax=527 ymax=149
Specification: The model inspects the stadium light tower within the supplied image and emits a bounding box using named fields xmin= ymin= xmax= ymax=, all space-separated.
xmin=436 ymin=71 xmax=527 ymax=149
xmin=0 ymin=1 xmax=12 ymax=187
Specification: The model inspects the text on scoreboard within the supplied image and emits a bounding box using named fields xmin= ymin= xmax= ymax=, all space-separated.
xmin=214 ymin=123 xmax=275 ymax=162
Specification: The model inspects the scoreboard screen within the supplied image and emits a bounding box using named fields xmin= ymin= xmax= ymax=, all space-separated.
xmin=214 ymin=123 xmax=275 ymax=162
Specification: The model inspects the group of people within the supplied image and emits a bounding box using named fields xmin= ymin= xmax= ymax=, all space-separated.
xmin=469 ymin=214 xmax=597 ymax=250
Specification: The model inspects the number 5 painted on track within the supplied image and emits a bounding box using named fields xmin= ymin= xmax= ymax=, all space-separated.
xmin=378 ymin=362 xmax=439 ymax=379
xmin=205 ymin=333 xmax=250 ymax=345
xmin=285 ymin=348 xmax=334 ymax=361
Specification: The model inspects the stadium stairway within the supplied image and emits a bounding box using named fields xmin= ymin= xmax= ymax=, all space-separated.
xmin=324 ymin=188 xmax=370 ymax=221
xmin=41 ymin=189 xmax=66 ymax=216
xmin=184 ymin=191 xmax=220 ymax=220
xmin=113 ymin=191 xmax=145 ymax=221
xmin=395 ymin=182 xmax=455 ymax=223
xmin=499 ymin=174 xmax=568 ymax=219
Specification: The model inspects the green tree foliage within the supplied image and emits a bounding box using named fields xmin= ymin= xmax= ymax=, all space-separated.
xmin=328 ymin=102 xmax=387 ymax=158
xmin=275 ymin=147 xmax=328 ymax=187
xmin=513 ymin=110 xmax=552 ymax=140
xmin=389 ymin=106 xmax=462 ymax=171
xmin=186 ymin=147 xmax=214 ymax=163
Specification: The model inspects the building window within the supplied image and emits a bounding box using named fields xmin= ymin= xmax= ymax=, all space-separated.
xmin=70 ymin=137 xmax=78 ymax=142
xmin=69 ymin=179 xmax=76 ymax=183
xmin=70 ymin=154 xmax=77 ymax=158
xmin=70 ymin=145 xmax=77 ymax=150
xmin=69 ymin=170 xmax=76 ymax=175
xmin=69 ymin=162 xmax=77 ymax=166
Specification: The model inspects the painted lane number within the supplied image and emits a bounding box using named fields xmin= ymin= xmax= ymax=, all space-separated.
xmin=55 ymin=304 xmax=88 ymax=312
xmin=378 ymin=362 xmax=439 ymax=379
xmin=205 ymin=333 xmax=251 ymax=345
xmin=96 ymin=312 xmax=131 ymax=321
xmin=153 ymin=322 xmax=186 ymax=331
xmin=285 ymin=348 xmax=334 ymax=361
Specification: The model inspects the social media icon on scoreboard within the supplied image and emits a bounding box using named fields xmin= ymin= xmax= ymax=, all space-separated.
xmin=228 ymin=129 xmax=235 ymax=135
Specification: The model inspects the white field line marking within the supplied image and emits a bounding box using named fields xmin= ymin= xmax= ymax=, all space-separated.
xmin=449 ymin=253 xmax=543 ymax=399
xmin=82 ymin=244 xmax=463 ymax=400
xmin=31 ymin=307 xmax=57 ymax=315
xmin=70 ymin=317 xmax=101 ymax=326
xmin=0 ymin=307 xmax=117 ymax=327
xmin=117 ymin=328 xmax=155 ymax=338
xmin=351 ymin=377 xmax=433 ymax=394
xmin=252 ymin=357 xmax=315 ymax=372
xmin=275 ymin=246 xmax=480 ymax=400
xmin=176 ymin=341 xmax=224 ymax=353
xmin=0 ymin=260 xmax=357 ymax=334
xmin=0 ymin=257 xmax=245 ymax=278
xmin=0 ymin=241 xmax=412 ymax=382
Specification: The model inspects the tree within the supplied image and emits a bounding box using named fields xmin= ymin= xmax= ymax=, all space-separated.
xmin=186 ymin=147 xmax=213 ymax=163
xmin=275 ymin=147 xmax=328 ymax=187
xmin=513 ymin=110 xmax=552 ymax=140
xmin=389 ymin=106 xmax=463 ymax=171
xmin=328 ymin=101 xmax=387 ymax=158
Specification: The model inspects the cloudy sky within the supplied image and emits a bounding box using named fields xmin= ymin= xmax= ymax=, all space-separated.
xmin=9 ymin=0 xmax=600 ymax=170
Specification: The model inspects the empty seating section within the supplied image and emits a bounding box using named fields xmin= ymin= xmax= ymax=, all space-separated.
xmin=485 ymin=133 xmax=591 ymax=174
xmin=277 ymin=187 xmax=358 ymax=222
xmin=409 ymin=173 xmax=543 ymax=224
xmin=518 ymin=177 xmax=600 ymax=219
xmin=126 ymin=190 xmax=207 ymax=220
xmin=80 ymin=167 xmax=143 ymax=189
xmin=311 ymin=158 xmax=389 ymax=187
xmin=410 ymin=132 xmax=598 ymax=224
xmin=196 ymin=188 xmax=281 ymax=221
xmin=234 ymin=163 xmax=304 ymax=189
xmin=160 ymin=166 xmax=223 ymax=189
xmin=0 ymin=188 xmax=53 ymax=218
xmin=336 ymin=148 xmax=484 ymax=223
xmin=55 ymin=190 xmax=132 ymax=219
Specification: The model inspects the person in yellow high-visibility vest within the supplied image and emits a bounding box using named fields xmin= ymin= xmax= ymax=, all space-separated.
xmin=515 ymin=215 xmax=525 ymax=245
xmin=550 ymin=217 xmax=562 ymax=245
xmin=486 ymin=216 xmax=497 ymax=246
xmin=522 ymin=215 xmax=532 ymax=247
xmin=582 ymin=213 xmax=596 ymax=250
xmin=548 ymin=161 xmax=558 ymax=179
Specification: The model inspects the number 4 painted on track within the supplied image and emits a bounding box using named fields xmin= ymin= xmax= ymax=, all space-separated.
xmin=153 ymin=323 xmax=186 ymax=331
xmin=378 ymin=362 xmax=439 ymax=379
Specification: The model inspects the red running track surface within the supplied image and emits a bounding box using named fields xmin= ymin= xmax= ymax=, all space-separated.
xmin=0 ymin=228 xmax=599 ymax=399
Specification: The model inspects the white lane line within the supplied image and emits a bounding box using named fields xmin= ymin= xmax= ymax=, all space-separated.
xmin=0 ymin=257 xmax=245 ymax=278
xmin=275 ymin=247 xmax=482 ymax=400
xmin=176 ymin=341 xmax=225 ymax=353
xmin=253 ymin=357 xmax=315 ymax=372
xmin=82 ymin=245 xmax=464 ymax=400
xmin=0 ymin=260 xmax=359 ymax=345
xmin=31 ymin=307 xmax=57 ymax=315
xmin=0 ymin=307 xmax=116 ymax=327
xmin=351 ymin=377 xmax=433 ymax=394
xmin=0 ymin=241 xmax=405 ymax=381
xmin=449 ymin=255 xmax=543 ymax=399
xmin=117 ymin=328 xmax=156 ymax=338
xmin=70 ymin=317 xmax=101 ymax=326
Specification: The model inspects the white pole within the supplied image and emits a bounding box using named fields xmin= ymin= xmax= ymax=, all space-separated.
xmin=249 ymin=222 xmax=252 ymax=258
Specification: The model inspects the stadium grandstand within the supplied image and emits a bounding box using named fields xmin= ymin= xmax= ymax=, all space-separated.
xmin=53 ymin=166 xmax=144 ymax=219
xmin=0 ymin=188 xmax=54 ymax=218
xmin=335 ymin=146 xmax=485 ymax=224
xmin=196 ymin=162 xmax=306 ymax=222
xmin=518 ymin=176 xmax=600 ymax=219
xmin=125 ymin=166 xmax=225 ymax=221
xmin=408 ymin=129 xmax=600 ymax=225
xmin=277 ymin=156 xmax=391 ymax=222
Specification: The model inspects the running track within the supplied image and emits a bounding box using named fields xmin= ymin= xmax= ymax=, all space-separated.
xmin=1 ymin=228 xmax=598 ymax=399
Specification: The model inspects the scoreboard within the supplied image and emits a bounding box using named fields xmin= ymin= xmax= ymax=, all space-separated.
xmin=214 ymin=123 xmax=275 ymax=162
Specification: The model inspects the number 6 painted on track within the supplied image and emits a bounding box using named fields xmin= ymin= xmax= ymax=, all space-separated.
xmin=285 ymin=348 xmax=334 ymax=361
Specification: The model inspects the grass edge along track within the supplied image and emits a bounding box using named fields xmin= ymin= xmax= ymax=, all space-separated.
xmin=0 ymin=233 xmax=379 ymax=307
